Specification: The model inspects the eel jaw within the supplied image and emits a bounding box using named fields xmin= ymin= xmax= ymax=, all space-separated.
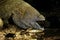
xmin=37 ymin=15 xmax=45 ymax=21
xmin=30 ymin=22 xmax=44 ymax=30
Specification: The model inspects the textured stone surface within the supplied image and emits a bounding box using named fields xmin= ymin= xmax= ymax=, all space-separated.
xmin=0 ymin=25 xmax=44 ymax=40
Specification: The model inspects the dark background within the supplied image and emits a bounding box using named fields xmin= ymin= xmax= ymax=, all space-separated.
xmin=24 ymin=0 xmax=60 ymax=28
xmin=24 ymin=0 xmax=60 ymax=37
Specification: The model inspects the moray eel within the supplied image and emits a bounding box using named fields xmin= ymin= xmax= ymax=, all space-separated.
xmin=0 ymin=0 xmax=45 ymax=30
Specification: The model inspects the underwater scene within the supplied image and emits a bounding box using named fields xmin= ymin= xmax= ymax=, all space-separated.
xmin=0 ymin=0 xmax=60 ymax=40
